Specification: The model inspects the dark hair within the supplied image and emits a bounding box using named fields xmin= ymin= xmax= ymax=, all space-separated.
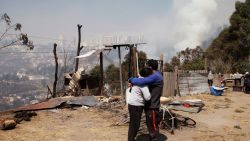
xmin=147 ymin=59 xmax=158 ymax=70
xmin=139 ymin=67 xmax=152 ymax=77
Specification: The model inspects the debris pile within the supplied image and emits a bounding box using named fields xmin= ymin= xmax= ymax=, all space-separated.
xmin=0 ymin=111 xmax=37 ymax=130
xmin=64 ymin=72 xmax=99 ymax=96
xmin=95 ymin=96 xmax=199 ymax=134
xmin=0 ymin=95 xmax=200 ymax=133
xmin=14 ymin=111 xmax=37 ymax=122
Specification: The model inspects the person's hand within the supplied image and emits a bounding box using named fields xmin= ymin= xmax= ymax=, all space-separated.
xmin=127 ymin=82 xmax=132 ymax=88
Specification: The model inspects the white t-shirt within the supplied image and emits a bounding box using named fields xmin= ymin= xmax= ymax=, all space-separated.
xmin=208 ymin=73 xmax=214 ymax=80
xmin=126 ymin=85 xmax=151 ymax=106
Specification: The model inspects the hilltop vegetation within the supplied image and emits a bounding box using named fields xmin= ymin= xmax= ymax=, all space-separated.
xmin=206 ymin=0 xmax=250 ymax=73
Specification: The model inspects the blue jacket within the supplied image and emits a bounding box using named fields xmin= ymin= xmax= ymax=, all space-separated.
xmin=129 ymin=71 xmax=163 ymax=86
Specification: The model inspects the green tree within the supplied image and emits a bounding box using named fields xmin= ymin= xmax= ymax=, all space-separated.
xmin=105 ymin=64 xmax=120 ymax=95
xmin=105 ymin=64 xmax=119 ymax=82
xmin=177 ymin=46 xmax=205 ymax=70
xmin=164 ymin=62 xmax=174 ymax=72
xmin=122 ymin=50 xmax=147 ymax=80
xmin=206 ymin=0 xmax=250 ymax=73
xmin=89 ymin=65 xmax=100 ymax=77
xmin=170 ymin=56 xmax=180 ymax=67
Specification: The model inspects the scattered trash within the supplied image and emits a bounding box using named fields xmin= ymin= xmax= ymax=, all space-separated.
xmin=108 ymin=96 xmax=122 ymax=103
xmin=14 ymin=111 xmax=37 ymax=122
xmin=30 ymin=100 xmax=39 ymax=105
xmin=234 ymin=125 xmax=241 ymax=129
xmin=235 ymin=109 xmax=244 ymax=113
xmin=49 ymin=109 xmax=60 ymax=113
xmin=214 ymin=104 xmax=229 ymax=109
xmin=81 ymin=105 xmax=89 ymax=109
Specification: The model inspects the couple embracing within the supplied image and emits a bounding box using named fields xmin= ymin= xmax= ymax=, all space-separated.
xmin=126 ymin=59 xmax=163 ymax=141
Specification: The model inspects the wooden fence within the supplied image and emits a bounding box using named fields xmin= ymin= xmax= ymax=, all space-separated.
xmin=163 ymin=70 xmax=211 ymax=97
xmin=162 ymin=72 xmax=176 ymax=97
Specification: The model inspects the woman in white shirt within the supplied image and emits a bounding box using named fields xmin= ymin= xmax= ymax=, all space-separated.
xmin=126 ymin=67 xmax=152 ymax=141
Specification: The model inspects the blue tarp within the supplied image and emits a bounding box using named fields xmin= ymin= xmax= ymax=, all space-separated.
xmin=210 ymin=86 xmax=224 ymax=96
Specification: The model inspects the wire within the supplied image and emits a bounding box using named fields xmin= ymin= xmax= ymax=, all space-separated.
xmin=1 ymin=33 xmax=76 ymax=43
xmin=0 ymin=51 xmax=76 ymax=54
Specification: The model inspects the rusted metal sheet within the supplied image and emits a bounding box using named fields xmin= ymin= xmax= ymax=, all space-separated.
xmin=13 ymin=97 xmax=66 ymax=112
xmin=11 ymin=96 xmax=98 ymax=112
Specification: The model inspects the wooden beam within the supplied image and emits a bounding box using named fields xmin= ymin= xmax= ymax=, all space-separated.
xmin=118 ymin=47 xmax=123 ymax=95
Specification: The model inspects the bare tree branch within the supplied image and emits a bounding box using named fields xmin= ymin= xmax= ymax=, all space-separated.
xmin=0 ymin=40 xmax=19 ymax=49
xmin=0 ymin=24 xmax=16 ymax=41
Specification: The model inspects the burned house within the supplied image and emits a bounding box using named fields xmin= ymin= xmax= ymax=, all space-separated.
xmin=64 ymin=71 xmax=100 ymax=96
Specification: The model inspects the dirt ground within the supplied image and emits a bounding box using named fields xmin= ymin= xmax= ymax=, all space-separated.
xmin=1 ymin=91 xmax=250 ymax=141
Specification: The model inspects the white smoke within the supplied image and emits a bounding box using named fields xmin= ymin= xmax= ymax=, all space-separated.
xmin=142 ymin=0 xmax=243 ymax=60
xmin=173 ymin=0 xmax=217 ymax=50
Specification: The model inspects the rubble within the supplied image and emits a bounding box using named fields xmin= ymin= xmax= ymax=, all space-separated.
xmin=14 ymin=111 xmax=37 ymax=122
xmin=64 ymin=72 xmax=100 ymax=96
xmin=97 ymin=96 xmax=197 ymax=134
xmin=0 ymin=119 xmax=17 ymax=130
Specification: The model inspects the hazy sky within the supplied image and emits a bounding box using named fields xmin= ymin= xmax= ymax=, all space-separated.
xmin=0 ymin=0 xmax=243 ymax=60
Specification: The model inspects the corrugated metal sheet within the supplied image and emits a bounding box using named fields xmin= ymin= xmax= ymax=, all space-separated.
xmin=178 ymin=72 xmax=209 ymax=96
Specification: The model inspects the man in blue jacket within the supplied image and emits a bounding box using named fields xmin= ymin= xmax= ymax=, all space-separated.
xmin=129 ymin=59 xmax=163 ymax=141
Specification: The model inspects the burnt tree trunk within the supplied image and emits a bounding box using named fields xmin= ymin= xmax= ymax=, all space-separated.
xmin=99 ymin=52 xmax=104 ymax=95
xmin=75 ymin=24 xmax=83 ymax=72
xmin=53 ymin=43 xmax=58 ymax=98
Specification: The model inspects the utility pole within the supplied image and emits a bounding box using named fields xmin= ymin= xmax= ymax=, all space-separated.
xmin=75 ymin=24 xmax=83 ymax=72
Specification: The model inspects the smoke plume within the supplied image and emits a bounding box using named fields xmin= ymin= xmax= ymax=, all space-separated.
xmin=142 ymin=0 xmax=243 ymax=60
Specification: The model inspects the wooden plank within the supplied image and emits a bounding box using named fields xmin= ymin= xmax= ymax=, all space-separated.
xmin=163 ymin=72 xmax=176 ymax=97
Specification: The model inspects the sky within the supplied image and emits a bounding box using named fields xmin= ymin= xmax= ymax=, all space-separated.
xmin=0 ymin=0 xmax=244 ymax=61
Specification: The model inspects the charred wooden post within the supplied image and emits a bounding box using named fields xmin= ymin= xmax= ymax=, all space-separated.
xmin=52 ymin=43 xmax=58 ymax=98
xmin=75 ymin=24 xmax=83 ymax=72
xmin=99 ymin=52 xmax=104 ymax=95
